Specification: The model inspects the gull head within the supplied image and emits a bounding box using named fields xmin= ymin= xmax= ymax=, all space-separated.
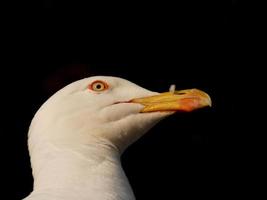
xmin=28 ymin=76 xmax=211 ymax=153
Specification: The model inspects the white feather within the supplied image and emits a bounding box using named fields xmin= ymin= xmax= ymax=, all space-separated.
xmin=24 ymin=76 xmax=170 ymax=200
xmin=169 ymin=84 xmax=176 ymax=94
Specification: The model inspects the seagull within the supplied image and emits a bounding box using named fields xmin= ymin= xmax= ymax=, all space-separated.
xmin=23 ymin=76 xmax=211 ymax=200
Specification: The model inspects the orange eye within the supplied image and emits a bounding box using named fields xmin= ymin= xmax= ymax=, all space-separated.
xmin=89 ymin=80 xmax=109 ymax=92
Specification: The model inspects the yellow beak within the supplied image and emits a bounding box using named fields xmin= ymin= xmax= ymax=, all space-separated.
xmin=131 ymin=89 xmax=212 ymax=113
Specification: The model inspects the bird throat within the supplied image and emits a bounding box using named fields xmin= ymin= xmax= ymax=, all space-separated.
xmin=27 ymin=141 xmax=136 ymax=200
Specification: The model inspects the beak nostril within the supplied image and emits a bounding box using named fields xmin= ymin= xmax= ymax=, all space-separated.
xmin=176 ymin=92 xmax=186 ymax=95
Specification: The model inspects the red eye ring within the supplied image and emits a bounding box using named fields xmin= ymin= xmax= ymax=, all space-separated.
xmin=88 ymin=80 xmax=109 ymax=92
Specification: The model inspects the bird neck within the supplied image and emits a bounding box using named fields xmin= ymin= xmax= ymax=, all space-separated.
xmin=27 ymin=140 xmax=135 ymax=200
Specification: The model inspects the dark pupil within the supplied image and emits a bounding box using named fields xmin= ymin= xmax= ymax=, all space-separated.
xmin=96 ymin=84 xmax=102 ymax=89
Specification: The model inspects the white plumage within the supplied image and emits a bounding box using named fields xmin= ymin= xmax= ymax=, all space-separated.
xmin=24 ymin=76 xmax=211 ymax=200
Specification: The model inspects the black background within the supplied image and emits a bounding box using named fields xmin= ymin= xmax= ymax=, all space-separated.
xmin=2 ymin=0 xmax=250 ymax=199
